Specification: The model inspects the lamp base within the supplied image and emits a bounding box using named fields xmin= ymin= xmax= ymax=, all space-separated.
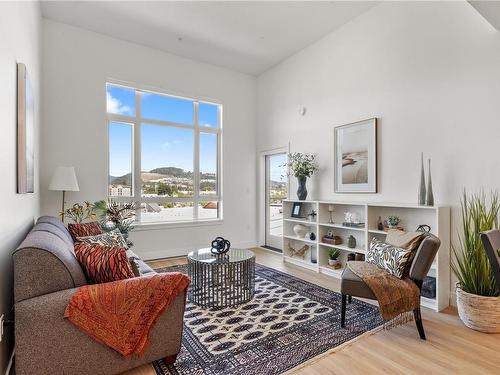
xmin=60 ymin=190 xmax=66 ymax=223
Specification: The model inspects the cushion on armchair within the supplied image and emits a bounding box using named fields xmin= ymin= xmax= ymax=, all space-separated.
xmin=74 ymin=243 xmax=134 ymax=284
xmin=366 ymin=238 xmax=413 ymax=279
xmin=385 ymin=229 xmax=424 ymax=251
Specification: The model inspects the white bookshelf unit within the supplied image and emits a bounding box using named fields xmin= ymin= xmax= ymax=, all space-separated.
xmin=282 ymin=200 xmax=450 ymax=312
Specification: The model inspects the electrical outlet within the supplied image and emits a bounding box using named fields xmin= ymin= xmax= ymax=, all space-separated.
xmin=0 ymin=314 xmax=4 ymax=343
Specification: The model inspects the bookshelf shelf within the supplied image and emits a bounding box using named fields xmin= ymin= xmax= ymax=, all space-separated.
xmin=282 ymin=200 xmax=450 ymax=312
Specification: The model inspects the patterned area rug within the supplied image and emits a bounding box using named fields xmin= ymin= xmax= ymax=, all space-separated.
xmin=153 ymin=264 xmax=383 ymax=375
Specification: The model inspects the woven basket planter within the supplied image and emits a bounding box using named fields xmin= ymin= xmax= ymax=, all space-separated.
xmin=456 ymin=284 xmax=500 ymax=333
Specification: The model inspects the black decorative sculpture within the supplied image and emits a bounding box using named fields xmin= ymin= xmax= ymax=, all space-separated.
xmin=210 ymin=236 xmax=231 ymax=255
xmin=417 ymin=224 xmax=431 ymax=232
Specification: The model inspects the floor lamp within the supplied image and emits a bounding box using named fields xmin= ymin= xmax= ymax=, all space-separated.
xmin=49 ymin=166 xmax=80 ymax=222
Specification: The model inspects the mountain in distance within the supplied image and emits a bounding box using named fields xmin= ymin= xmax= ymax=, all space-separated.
xmin=110 ymin=173 xmax=132 ymax=186
xmin=110 ymin=167 xmax=215 ymax=186
xmin=149 ymin=167 xmax=193 ymax=178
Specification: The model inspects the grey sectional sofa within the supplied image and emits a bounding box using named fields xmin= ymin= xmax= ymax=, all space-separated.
xmin=13 ymin=216 xmax=186 ymax=375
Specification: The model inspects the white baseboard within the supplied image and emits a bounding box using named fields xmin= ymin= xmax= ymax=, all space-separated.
xmin=139 ymin=240 xmax=258 ymax=261
xmin=5 ymin=349 xmax=14 ymax=375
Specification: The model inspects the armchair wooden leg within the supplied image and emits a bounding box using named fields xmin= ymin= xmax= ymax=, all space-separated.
xmin=164 ymin=354 xmax=178 ymax=365
xmin=341 ymin=294 xmax=346 ymax=328
xmin=413 ymin=307 xmax=426 ymax=340
xmin=347 ymin=295 xmax=352 ymax=304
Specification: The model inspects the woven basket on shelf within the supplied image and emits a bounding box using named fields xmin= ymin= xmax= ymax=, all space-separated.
xmin=322 ymin=236 xmax=342 ymax=245
xmin=456 ymin=284 xmax=500 ymax=333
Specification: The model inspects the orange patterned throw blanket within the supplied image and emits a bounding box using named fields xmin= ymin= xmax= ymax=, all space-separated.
xmin=64 ymin=273 xmax=190 ymax=356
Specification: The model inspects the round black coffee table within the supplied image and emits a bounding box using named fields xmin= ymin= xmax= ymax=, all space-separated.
xmin=187 ymin=248 xmax=255 ymax=308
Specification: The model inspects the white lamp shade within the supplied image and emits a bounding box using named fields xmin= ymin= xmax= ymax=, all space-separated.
xmin=49 ymin=166 xmax=80 ymax=191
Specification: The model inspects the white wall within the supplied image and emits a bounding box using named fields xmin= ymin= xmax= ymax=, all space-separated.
xmin=41 ymin=20 xmax=257 ymax=259
xmin=0 ymin=1 xmax=41 ymax=372
xmin=257 ymin=1 xmax=500 ymax=305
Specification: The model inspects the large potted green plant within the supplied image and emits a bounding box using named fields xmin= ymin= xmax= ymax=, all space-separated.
xmin=451 ymin=191 xmax=500 ymax=333
xmin=94 ymin=199 xmax=138 ymax=247
xmin=284 ymin=152 xmax=318 ymax=201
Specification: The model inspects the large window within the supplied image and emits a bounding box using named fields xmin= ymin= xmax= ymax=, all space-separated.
xmin=107 ymin=83 xmax=222 ymax=223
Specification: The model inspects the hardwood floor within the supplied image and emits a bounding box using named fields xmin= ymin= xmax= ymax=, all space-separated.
xmin=124 ymin=247 xmax=500 ymax=375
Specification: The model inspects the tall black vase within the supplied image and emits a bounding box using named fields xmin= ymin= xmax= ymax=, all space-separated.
xmin=297 ymin=176 xmax=308 ymax=200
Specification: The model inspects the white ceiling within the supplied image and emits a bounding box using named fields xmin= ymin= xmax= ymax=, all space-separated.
xmin=469 ymin=1 xmax=500 ymax=30
xmin=41 ymin=1 xmax=378 ymax=75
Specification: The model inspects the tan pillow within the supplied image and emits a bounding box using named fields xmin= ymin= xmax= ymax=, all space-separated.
xmin=386 ymin=229 xmax=424 ymax=251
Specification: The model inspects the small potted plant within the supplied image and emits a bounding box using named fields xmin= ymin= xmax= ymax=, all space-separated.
xmin=387 ymin=215 xmax=401 ymax=228
xmin=328 ymin=248 xmax=341 ymax=266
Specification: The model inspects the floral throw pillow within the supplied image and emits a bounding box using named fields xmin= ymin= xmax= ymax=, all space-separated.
xmin=74 ymin=243 xmax=134 ymax=284
xmin=366 ymin=238 xmax=413 ymax=279
xmin=68 ymin=222 xmax=102 ymax=241
xmin=76 ymin=229 xmax=128 ymax=249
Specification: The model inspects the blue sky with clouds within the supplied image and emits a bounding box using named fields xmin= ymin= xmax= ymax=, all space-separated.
xmin=107 ymin=84 xmax=218 ymax=177
xmin=270 ymin=153 xmax=287 ymax=183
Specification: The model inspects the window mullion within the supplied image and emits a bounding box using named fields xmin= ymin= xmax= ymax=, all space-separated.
xmin=193 ymin=101 xmax=200 ymax=219
xmin=217 ymin=104 xmax=223 ymax=219
xmin=134 ymin=90 xmax=142 ymax=221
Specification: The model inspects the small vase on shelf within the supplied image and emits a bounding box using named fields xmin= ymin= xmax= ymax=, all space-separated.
xmin=426 ymin=159 xmax=434 ymax=206
xmin=377 ymin=216 xmax=383 ymax=231
xmin=418 ymin=152 xmax=426 ymax=206
xmin=311 ymin=246 xmax=317 ymax=264
xmin=347 ymin=235 xmax=357 ymax=249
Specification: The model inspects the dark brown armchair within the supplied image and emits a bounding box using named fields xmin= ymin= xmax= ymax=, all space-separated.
xmin=340 ymin=233 xmax=441 ymax=339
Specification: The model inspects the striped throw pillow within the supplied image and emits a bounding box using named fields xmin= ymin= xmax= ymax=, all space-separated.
xmin=68 ymin=222 xmax=102 ymax=241
xmin=74 ymin=243 xmax=134 ymax=284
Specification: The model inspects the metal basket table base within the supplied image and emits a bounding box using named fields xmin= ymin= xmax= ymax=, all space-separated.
xmin=187 ymin=249 xmax=255 ymax=308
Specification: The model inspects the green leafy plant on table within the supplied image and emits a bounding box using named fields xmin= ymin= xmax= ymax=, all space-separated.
xmin=63 ymin=202 xmax=96 ymax=224
xmin=94 ymin=199 xmax=138 ymax=247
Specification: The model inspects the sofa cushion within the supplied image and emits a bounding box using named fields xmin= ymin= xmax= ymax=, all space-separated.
xmin=37 ymin=216 xmax=74 ymax=243
xmin=31 ymin=222 xmax=74 ymax=249
xmin=366 ymin=238 xmax=413 ymax=279
xmin=77 ymin=229 xmax=128 ymax=249
xmin=68 ymin=222 xmax=102 ymax=241
xmin=14 ymin=228 xmax=87 ymax=303
xmin=74 ymin=243 xmax=134 ymax=284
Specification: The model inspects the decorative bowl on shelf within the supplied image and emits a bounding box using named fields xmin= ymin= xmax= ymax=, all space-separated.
xmin=293 ymin=224 xmax=308 ymax=238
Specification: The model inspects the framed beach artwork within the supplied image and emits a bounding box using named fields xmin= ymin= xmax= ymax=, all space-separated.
xmin=17 ymin=63 xmax=35 ymax=194
xmin=334 ymin=118 xmax=377 ymax=193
